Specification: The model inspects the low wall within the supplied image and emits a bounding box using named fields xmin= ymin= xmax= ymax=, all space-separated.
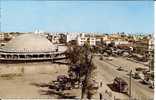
xmin=0 ymin=62 xmax=68 ymax=75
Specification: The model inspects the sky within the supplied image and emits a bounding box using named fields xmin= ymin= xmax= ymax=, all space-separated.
xmin=0 ymin=1 xmax=154 ymax=33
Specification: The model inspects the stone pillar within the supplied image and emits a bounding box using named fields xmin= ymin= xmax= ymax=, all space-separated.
xmin=50 ymin=53 xmax=53 ymax=63
xmin=4 ymin=54 xmax=6 ymax=59
xmin=17 ymin=54 xmax=20 ymax=60
xmin=10 ymin=54 xmax=14 ymax=59
xmin=15 ymin=54 xmax=18 ymax=60
xmin=37 ymin=54 xmax=38 ymax=59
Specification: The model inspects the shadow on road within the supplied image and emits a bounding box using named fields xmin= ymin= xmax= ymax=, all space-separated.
xmin=30 ymin=82 xmax=77 ymax=99
xmin=53 ymin=61 xmax=69 ymax=65
xmin=107 ymin=84 xmax=128 ymax=96
xmin=39 ymin=89 xmax=77 ymax=99
xmin=107 ymin=83 xmax=118 ymax=92
xmin=30 ymin=82 xmax=50 ymax=87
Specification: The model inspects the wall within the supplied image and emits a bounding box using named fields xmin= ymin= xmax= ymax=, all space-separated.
xmin=0 ymin=62 xmax=68 ymax=75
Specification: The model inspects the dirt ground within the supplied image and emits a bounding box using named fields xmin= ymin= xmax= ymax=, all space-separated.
xmin=0 ymin=62 xmax=80 ymax=99
xmin=0 ymin=57 xmax=153 ymax=99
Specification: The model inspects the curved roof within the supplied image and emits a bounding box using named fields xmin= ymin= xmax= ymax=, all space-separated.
xmin=2 ymin=34 xmax=56 ymax=53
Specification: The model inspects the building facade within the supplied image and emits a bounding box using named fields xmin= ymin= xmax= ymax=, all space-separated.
xmin=0 ymin=33 xmax=64 ymax=62
xmin=77 ymin=33 xmax=96 ymax=46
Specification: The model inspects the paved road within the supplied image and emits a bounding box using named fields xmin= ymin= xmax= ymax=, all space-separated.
xmin=93 ymin=56 xmax=154 ymax=100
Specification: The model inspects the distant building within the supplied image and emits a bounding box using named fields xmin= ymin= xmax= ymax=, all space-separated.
xmin=77 ymin=33 xmax=96 ymax=46
xmin=77 ymin=33 xmax=87 ymax=46
xmin=111 ymin=40 xmax=129 ymax=46
xmin=52 ymin=34 xmax=60 ymax=44
xmin=95 ymin=36 xmax=102 ymax=46
xmin=47 ymin=34 xmax=60 ymax=44
xmin=0 ymin=33 xmax=4 ymax=41
xmin=104 ymin=40 xmax=111 ymax=46
xmin=102 ymin=35 xmax=109 ymax=41
xmin=88 ymin=37 xmax=96 ymax=46
xmin=148 ymin=39 xmax=154 ymax=51
xmin=0 ymin=33 xmax=13 ymax=42
xmin=66 ymin=32 xmax=78 ymax=43
xmin=147 ymin=35 xmax=154 ymax=51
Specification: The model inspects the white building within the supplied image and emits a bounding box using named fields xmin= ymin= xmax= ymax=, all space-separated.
xmin=103 ymin=35 xmax=109 ymax=41
xmin=111 ymin=40 xmax=129 ymax=46
xmin=77 ymin=33 xmax=96 ymax=46
xmin=0 ymin=33 xmax=4 ymax=41
xmin=77 ymin=33 xmax=87 ymax=46
xmin=148 ymin=38 xmax=154 ymax=51
xmin=89 ymin=37 xmax=96 ymax=46
xmin=66 ymin=32 xmax=78 ymax=43
xmin=105 ymin=40 xmax=111 ymax=45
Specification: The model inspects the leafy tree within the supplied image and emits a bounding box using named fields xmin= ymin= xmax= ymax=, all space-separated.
xmin=65 ymin=43 xmax=97 ymax=99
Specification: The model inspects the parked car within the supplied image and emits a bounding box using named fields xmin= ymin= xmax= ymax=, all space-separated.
xmin=117 ymin=67 xmax=124 ymax=71
xmin=106 ymin=57 xmax=114 ymax=61
xmin=149 ymin=80 xmax=154 ymax=89
xmin=112 ymin=77 xmax=128 ymax=93
xmin=132 ymin=72 xmax=144 ymax=79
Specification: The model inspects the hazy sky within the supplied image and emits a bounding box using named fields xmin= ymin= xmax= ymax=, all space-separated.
xmin=0 ymin=1 xmax=154 ymax=33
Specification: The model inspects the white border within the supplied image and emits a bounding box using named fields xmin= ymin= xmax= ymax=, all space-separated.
xmin=154 ymin=1 xmax=156 ymax=100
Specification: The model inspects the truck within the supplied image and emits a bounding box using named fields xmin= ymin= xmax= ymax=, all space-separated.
xmin=112 ymin=77 xmax=128 ymax=93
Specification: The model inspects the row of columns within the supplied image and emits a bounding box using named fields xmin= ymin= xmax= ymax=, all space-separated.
xmin=0 ymin=53 xmax=54 ymax=60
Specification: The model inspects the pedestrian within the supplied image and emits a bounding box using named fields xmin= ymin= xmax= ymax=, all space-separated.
xmin=108 ymin=91 xmax=112 ymax=97
xmin=105 ymin=90 xmax=108 ymax=94
xmin=99 ymin=93 xmax=103 ymax=100
xmin=114 ymin=96 xmax=116 ymax=100
xmin=100 ymin=81 xmax=103 ymax=87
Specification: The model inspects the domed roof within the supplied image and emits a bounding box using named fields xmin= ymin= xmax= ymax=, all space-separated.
xmin=2 ymin=33 xmax=56 ymax=52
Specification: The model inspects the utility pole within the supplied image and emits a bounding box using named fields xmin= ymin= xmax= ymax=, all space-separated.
xmin=129 ymin=70 xmax=132 ymax=100
xmin=148 ymin=50 xmax=152 ymax=72
xmin=148 ymin=37 xmax=153 ymax=72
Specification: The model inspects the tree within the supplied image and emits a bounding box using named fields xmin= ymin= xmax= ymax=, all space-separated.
xmin=65 ymin=43 xmax=97 ymax=99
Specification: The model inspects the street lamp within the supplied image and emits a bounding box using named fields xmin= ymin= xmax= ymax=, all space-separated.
xmin=129 ymin=70 xmax=132 ymax=100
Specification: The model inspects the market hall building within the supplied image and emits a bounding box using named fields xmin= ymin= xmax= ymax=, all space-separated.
xmin=0 ymin=33 xmax=64 ymax=63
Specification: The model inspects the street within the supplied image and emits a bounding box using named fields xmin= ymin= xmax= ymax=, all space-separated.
xmin=93 ymin=56 xmax=154 ymax=100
